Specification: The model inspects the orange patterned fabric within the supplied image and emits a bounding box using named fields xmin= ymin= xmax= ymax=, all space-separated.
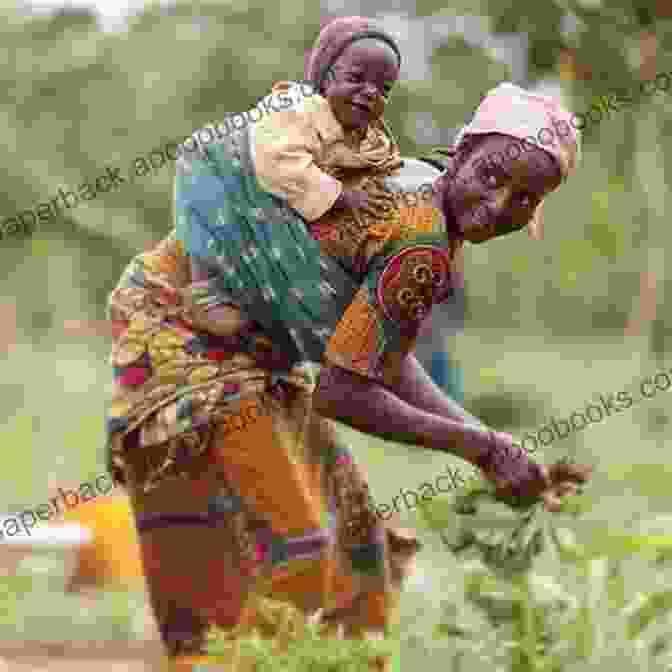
xmin=324 ymin=287 xmax=383 ymax=378
xmin=106 ymin=234 xmax=414 ymax=671
xmin=320 ymin=195 xmax=461 ymax=385
xmin=395 ymin=203 xmax=444 ymax=237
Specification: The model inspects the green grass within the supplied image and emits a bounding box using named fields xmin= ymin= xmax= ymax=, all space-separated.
xmin=2 ymin=329 xmax=672 ymax=671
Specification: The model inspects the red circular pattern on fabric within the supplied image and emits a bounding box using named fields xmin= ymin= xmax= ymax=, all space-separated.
xmin=376 ymin=245 xmax=452 ymax=324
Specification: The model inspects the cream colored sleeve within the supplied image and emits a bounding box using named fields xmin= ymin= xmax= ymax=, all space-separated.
xmin=251 ymin=104 xmax=343 ymax=222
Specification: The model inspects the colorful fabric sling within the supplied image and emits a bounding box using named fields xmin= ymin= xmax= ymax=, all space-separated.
xmin=175 ymin=124 xmax=358 ymax=365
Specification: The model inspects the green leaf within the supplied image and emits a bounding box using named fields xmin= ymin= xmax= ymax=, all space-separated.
xmin=556 ymin=491 xmax=593 ymax=517
xmin=548 ymin=525 xmax=585 ymax=563
xmin=515 ymin=576 xmax=539 ymax=671
xmin=434 ymin=622 xmax=473 ymax=639
xmin=575 ymin=604 xmax=595 ymax=660
xmin=627 ymin=590 xmax=672 ymax=639
xmin=606 ymin=463 xmax=672 ymax=500
xmin=583 ymin=531 xmax=672 ymax=560
xmin=416 ymin=497 xmax=456 ymax=531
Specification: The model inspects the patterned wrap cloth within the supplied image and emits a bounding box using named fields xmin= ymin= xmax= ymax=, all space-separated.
xmin=174 ymin=80 xmax=404 ymax=366
xmin=105 ymin=89 xmax=460 ymax=669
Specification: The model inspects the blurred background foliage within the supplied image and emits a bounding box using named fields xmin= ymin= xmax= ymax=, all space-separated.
xmin=1 ymin=0 xmax=671 ymax=557
xmin=0 ymin=0 xmax=669 ymax=337
xmin=1 ymin=0 xmax=672 ymax=667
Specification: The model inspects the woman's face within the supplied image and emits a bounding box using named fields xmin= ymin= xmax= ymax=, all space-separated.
xmin=435 ymin=134 xmax=563 ymax=244
xmin=322 ymin=39 xmax=399 ymax=131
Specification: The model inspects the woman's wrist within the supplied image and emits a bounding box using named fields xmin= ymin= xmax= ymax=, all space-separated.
xmin=424 ymin=421 xmax=494 ymax=466
xmin=473 ymin=430 xmax=547 ymax=500
xmin=472 ymin=429 xmax=498 ymax=472
xmin=474 ymin=430 xmax=525 ymax=471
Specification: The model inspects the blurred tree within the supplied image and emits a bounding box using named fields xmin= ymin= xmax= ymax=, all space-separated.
xmin=0 ymin=0 xmax=670 ymax=344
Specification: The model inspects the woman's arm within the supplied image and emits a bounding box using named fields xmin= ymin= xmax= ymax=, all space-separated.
xmin=386 ymin=353 xmax=481 ymax=426
xmin=313 ymin=364 xmax=493 ymax=468
xmin=314 ymin=362 xmax=592 ymax=508
xmin=313 ymin=357 xmax=592 ymax=511
xmin=313 ymin=363 xmax=559 ymax=504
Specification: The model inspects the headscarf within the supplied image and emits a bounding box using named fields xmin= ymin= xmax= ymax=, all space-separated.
xmin=455 ymin=82 xmax=581 ymax=240
xmin=304 ymin=16 xmax=402 ymax=93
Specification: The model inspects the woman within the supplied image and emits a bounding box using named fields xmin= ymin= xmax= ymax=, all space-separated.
xmin=105 ymin=22 xmax=589 ymax=672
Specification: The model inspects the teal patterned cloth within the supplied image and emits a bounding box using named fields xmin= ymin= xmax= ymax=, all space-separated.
xmin=175 ymin=126 xmax=357 ymax=364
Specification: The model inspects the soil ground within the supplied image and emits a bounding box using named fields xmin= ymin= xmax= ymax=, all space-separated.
xmin=0 ymin=640 xmax=165 ymax=671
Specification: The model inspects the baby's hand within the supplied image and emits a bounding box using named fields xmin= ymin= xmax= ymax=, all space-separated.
xmin=333 ymin=189 xmax=395 ymax=218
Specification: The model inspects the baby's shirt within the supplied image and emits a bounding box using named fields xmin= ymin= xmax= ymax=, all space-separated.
xmin=249 ymin=81 xmax=347 ymax=222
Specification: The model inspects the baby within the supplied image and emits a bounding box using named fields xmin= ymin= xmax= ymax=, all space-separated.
xmin=249 ymin=18 xmax=403 ymax=225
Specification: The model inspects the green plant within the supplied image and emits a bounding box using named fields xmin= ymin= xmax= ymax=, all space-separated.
xmin=203 ymin=609 xmax=395 ymax=672
xmin=418 ymin=476 xmax=672 ymax=671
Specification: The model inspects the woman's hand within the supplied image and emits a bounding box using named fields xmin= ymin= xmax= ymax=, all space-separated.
xmin=477 ymin=431 xmax=592 ymax=511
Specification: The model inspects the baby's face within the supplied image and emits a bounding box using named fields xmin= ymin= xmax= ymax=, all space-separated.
xmin=323 ymin=39 xmax=399 ymax=132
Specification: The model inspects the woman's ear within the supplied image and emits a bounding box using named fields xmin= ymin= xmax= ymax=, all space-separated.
xmin=434 ymin=167 xmax=458 ymax=204
xmin=527 ymin=202 xmax=545 ymax=240
xmin=442 ymin=153 xmax=460 ymax=181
